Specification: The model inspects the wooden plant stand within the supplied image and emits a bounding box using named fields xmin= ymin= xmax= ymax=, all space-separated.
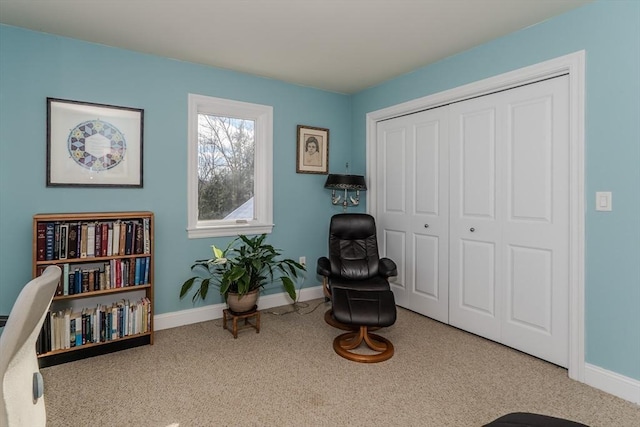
xmin=222 ymin=308 xmax=260 ymax=339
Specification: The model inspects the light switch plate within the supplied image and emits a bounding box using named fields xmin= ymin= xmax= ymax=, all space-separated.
xmin=595 ymin=191 xmax=612 ymax=211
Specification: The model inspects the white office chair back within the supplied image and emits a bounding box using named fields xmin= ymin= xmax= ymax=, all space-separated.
xmin=0 ymin=265 xmax=61 ymax=427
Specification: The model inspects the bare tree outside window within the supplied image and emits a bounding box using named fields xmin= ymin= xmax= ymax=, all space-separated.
xmin=197 ymin=114 xmax=254 ymax=221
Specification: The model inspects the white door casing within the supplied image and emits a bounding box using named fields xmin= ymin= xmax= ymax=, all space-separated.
xmin=366 ymin=52 xmax=584 ymax=380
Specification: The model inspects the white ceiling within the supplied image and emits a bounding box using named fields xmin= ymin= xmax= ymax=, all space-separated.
xmin=0 ymin=0 xmax=591 ymax=94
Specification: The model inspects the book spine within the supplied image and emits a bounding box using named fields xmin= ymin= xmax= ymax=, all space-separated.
xmin=68 ymin=271 xmax=75 ymax=295
xmin=50 ymin=311 xmax=58 ymax=351
xmin=67 ymin=223 xmax=78 ymax=259
xmin=115 ymin=259 xmax=122 ymax=288
xmin=80 ymin=223 xmax=88 ymax=258
xmin=143 ymin=218 xmax=151 ymax=254
xmin=45 ymin=222 xmax=55 ymax=261
xmin=81 ymin=270 xmax=89 ymax=293
xmin=59 ymin=223 xmax=68 ymax=260
xmin=63 ymin=308 xmax=71 ymax=350
xmin=106 ymin=223 xmax=114 ymax=256
xmin=95 ymin=306 xmax=101 ymax=342
xmin=81 ymin=310 xmax=87 ymax=345
xmin=112 ymin=221 xmax=121 ymax=256
xmin=119 ymin=304 xmax=125 ymax=337
xmin=94 ymin=222 xmax=102 ymax=257
xmin=134 ymin=258 xmax=141 ymax=285
xmin=70 ymin=316 xmax=76 ymax=348
xmin=36 ymin=222 xmax=47 ymax=261
xmin=86 ymin=223 xmax=95 ymax=258
xmin=101 ymin=222 xmax=109 ymax=256
xmin=111 ymin=305 xmax=118 ymax=340
xmin=74 ymin=269 xmax=82 ymax=294
xmin=146 ymin=297 xmax=152 ymax=332
xmin=62 ymin=263 xmax=69 ymax=295
xmin=118 ymin=222 xmax=126 ymax=256
xmin=144 ymin=256 xmax=150 ymax=285
xmin=53 ymin=223 xmax=61 ymax=260
xmin=75 ymin=319 xmax=82 ymax=346
xmin=76 ymin=223 xmax=82 ymax=258
xmin=128 ymin=259 xmax=135 ymax=286
xmin=124 ymin=221 xmax=134 ymax=255
xmin=134 ymin=220 xmax=144 ymax=254
xmin=100 ymin=308 xmax=106 ymax=342
xmin=106 ymin=262 xmax=113 ymax=289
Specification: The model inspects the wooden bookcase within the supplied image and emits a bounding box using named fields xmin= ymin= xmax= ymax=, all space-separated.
xmin=33 ymin=211 xmax=154 ymax=367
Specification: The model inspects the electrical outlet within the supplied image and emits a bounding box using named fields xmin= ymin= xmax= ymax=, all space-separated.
xmin=299 ymin=256 xmax=306 ymax=266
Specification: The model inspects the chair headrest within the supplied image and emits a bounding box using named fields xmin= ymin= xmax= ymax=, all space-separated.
xmin=330 ymin=214 xmax=376 ymax=240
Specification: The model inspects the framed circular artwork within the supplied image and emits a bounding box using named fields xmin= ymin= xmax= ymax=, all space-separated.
xmin=47 ymin=98 xmax=144 ymax=187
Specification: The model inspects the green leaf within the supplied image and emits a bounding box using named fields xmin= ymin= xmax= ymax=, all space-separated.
xmin=281 ymin=277 xmax=297 ymax=301
xmin=228 ymin=267 xmax=245 ymax=282
xmin=200 ymin=278 xmax=210 ymax=300
xmin=212 ymin=245 xmax=224 ymax=259
xmin=220 ymin=281 xmax=230 ymax=295
xmin=180 ymin=277 xmax=197 ymax=298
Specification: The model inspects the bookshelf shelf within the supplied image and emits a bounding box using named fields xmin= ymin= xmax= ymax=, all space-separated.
xmin=33 ymin=211 xmax=154 ymax=367
xmin=40 ymin=332 xmax=153 ymax=357
xmin=51 ymin=284 xmax=152 ymax=301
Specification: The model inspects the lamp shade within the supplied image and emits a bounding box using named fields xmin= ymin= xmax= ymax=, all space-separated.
xmin=324 ymin=174 xmax=367 ymax=190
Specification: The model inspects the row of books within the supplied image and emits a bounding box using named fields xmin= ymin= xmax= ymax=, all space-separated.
xmin=38 ymin=257 xmax=151 ymax=296
xmin=36 ymin=298 xmax=152 ymax=354
xmin=36 ymin=218 xmax=151 ymax=261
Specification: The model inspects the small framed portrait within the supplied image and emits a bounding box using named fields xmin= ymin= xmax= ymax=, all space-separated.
xmin=296 ymin=125 xmax=329 ymax=174
xmin=47 ymin=98 xmax=144 ymax=187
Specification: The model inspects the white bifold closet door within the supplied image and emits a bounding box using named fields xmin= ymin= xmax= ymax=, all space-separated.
xmin=376 ymin=107 xmax=450 ymax=323
xmin=376 ymin=76 xmax=569 ymax=367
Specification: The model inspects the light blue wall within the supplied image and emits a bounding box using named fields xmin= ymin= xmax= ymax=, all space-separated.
xmin=352 ymin=0 xmax=640 ymax=381
xmin=0 ymin=25 xmax=352 ymax=316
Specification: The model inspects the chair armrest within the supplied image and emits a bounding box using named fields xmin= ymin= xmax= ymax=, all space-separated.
xmin=379 ymin=258 xmax=398 ymax=278
xmin=317 ymin=257 xmax=331 ymax=277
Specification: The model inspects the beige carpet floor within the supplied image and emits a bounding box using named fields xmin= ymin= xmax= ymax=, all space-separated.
xmin=41 ymin=299 xmax=640 ymax=426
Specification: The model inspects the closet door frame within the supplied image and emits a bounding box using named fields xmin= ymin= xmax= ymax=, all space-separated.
xmin=365 ymin=51 xmax=585 ymax=382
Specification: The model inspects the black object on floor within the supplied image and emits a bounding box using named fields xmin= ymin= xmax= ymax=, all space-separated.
xmin=483 ymin=412 xmax=589 ymax=427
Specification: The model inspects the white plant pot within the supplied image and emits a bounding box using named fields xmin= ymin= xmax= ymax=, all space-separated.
xmin=226 ymin=289 xmax=259 ymax=313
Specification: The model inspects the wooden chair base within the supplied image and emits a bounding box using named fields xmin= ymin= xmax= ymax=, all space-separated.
xmin=333 ymin=325 xmax=394 ymax=363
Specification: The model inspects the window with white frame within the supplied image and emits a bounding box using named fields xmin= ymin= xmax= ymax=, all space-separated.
xmin=187 ymin=94 xmax=273 ymax=238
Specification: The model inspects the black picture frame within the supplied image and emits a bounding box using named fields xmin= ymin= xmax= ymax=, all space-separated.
xmin=47 ymin=98 xmax=144 ymax=187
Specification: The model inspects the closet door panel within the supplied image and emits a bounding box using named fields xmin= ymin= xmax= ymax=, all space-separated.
xmin=501 ymin=76 xmax=569 ymax=367
xmin=382 ymin=127 xmax=406 ymax=213
xmin=377 ymin=108 xmax=449 ymax=322
xmin=449 ymin=99 xmax=502 ymax=340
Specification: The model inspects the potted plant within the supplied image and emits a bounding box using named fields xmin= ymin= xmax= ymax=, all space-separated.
xmin=179 ymin=234 xmax=306 ymax=313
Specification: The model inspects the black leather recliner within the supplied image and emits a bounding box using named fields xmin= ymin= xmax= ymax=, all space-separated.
xmin=317 ymin=213 xmax=398 ymax=362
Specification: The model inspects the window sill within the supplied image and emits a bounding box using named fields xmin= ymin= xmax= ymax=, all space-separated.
xmin=187 ymin=222 xmax=274 ymax=239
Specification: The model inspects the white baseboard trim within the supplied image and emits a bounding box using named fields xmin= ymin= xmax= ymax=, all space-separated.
xmin=154 ymin=285 xmax=324 ymax=331
xmin=584 ymin=363 xmax=640 ymax=405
